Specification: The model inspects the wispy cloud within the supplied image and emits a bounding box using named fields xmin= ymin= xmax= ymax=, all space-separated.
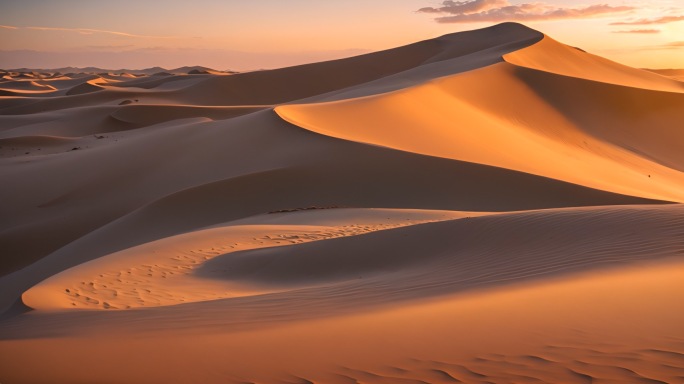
xmin=596 ymin=40 xmax=684 ymax=55
xmin=611 ymin=15 xmax=684 ymax=25
xmin=0 ymin=24 xmax=176 ymax=39
xmin=662 ymin=41 xmax=684 ymax=49
xmin=86 ymin=44 xmax=136 ymax=51
xmin=632 ymin=41 xmax=684 ymax=51
xmin=418 ymin=0 xmax=634 ymax=23
xmin=613 ymin=29 xmax=661 ymax=34
xmin=418 ymin=0 xmax=507 ymax=14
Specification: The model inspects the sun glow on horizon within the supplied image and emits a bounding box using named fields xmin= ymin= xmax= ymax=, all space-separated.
xmin=0 ymin=0 xmax=682 ymax=70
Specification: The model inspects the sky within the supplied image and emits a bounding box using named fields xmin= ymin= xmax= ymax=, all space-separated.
xmin=0 ymin=0 xmax=683 ymax=70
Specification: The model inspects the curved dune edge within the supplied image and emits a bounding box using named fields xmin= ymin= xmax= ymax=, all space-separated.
xmin=164 ymin=23 xmax=542 ymax=106
xmin=22 ymin=208 xmax=469 ymax=310
xmin=22 ymin=204 xmax=684 ymax=311
xmin=275 ymin=62 xmax=684 ymax=203
xmin=65 ymin=80 xmax=106 ymax=95
xmin=0 ymin=81 xmax=57 ymax=93
xmin=5 ymin=225 xmax=684 ymax=384
xmin=503 ymin=35 xmax=684 ymax=93
xmin=0 ymin=104 xmax=660 ymax=282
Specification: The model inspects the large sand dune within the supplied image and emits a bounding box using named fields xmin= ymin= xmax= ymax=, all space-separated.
xmin=1 ymin=22 xmax=683 ymax=383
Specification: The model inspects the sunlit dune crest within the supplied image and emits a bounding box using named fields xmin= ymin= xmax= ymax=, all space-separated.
xmin=1 ymin=22 xmax=683 ymax=383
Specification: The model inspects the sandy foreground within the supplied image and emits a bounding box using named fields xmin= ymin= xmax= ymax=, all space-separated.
xmin=1 ymin=22 xmax=684 ymax=383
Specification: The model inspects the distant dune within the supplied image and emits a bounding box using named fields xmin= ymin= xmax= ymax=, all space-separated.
xmin=644 ymin=68 xmax=684 ymax=81
xmin=1 ymin=22 xmax=683 ymax=384
xmin=2 ymin=65 xmax=237 ymax=76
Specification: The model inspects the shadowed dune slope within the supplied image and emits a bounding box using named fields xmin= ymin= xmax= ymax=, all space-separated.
xmin=0 ymin=109 xmax=659 ymax=303
xmin=0 ymin=81 xmax=56 ymax=93
xmin=3 ymin=205 xmax=684 ymax=384
xmin=276 ymin=61 xmax=684 ymax=202
xmin=11 ymin=204 xmax=684 ymax=315
xmin=196 ymin=205 xmax=684 ymax=291
xmin=172 ymin=22 xmax=543 ymax=105
xmin=108 ymin=104 xmax=268 ymax=126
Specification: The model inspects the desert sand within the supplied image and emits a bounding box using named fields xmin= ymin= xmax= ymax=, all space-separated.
xmin=1 ymin=22 xmax=683 ymax=383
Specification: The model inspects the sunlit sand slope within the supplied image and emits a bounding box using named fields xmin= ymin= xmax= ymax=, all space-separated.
xmin=277 ymin=38 xmax=684 ymax=202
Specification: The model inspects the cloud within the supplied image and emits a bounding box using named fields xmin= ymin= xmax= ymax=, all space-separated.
xmin=610 ymin=15 xmax=684 ymax=25
xmin=613 ymin=29 xmax=660 ymax=34
xmin=86 ymin=44 xmax=136 ymax=51
xmin=662 ymin=41 xmax=684 ymax=49
xmin=634 ymin=41 xmax=684 ymax=51
xmin=0 ymin=24 xmax=176 ymax=39
xmin=417 ymin=0 xmax=507 ymax=14
xmin=418 ymin=0 xmax=634 ymax=23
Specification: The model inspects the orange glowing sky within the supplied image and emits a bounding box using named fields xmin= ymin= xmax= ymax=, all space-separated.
xmin=1 ymin=0 xmax=683 ymax=70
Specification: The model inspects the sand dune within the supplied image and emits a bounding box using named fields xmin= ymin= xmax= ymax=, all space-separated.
xmin=0 ymin=74 xmax=104 ymax=98
xmin=0 ymin=80 xmax=56 ymax=92
xmin=645 ymin=68 xmax=684 ymax=81
xmin=504 ymin=36 xmax=684 ymax=92
xmin=172 ymin=22 xmax=544 ymax=106
xmin=2 ymin=206 xmax=683 ymax=383
xmin=22 ymin=208 xmax=469 ymax=310
xmin=1 ymin=22 xmax=683 ymax=383
xmin=277 ymin=63 xmax=684 ymax=202
xmin=1 ymin=106 xmax=660 ymax=279
xmin=20 ymin=204 xmax=684 ymax=313
xmin=64 ymin=79 xmax=106 ymax=95
xmin=108 ymin=104 xmax=267 ymax=126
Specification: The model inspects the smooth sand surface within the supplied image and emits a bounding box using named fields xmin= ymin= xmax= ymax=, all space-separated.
xmin=645 ymin=68 xmax=684 ymax=81
xmin=1 ymin=22 xmax=683 ymax=383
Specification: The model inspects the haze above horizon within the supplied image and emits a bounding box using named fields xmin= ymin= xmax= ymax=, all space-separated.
xmin=1 ymin=0 xmax=683 ymax=70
